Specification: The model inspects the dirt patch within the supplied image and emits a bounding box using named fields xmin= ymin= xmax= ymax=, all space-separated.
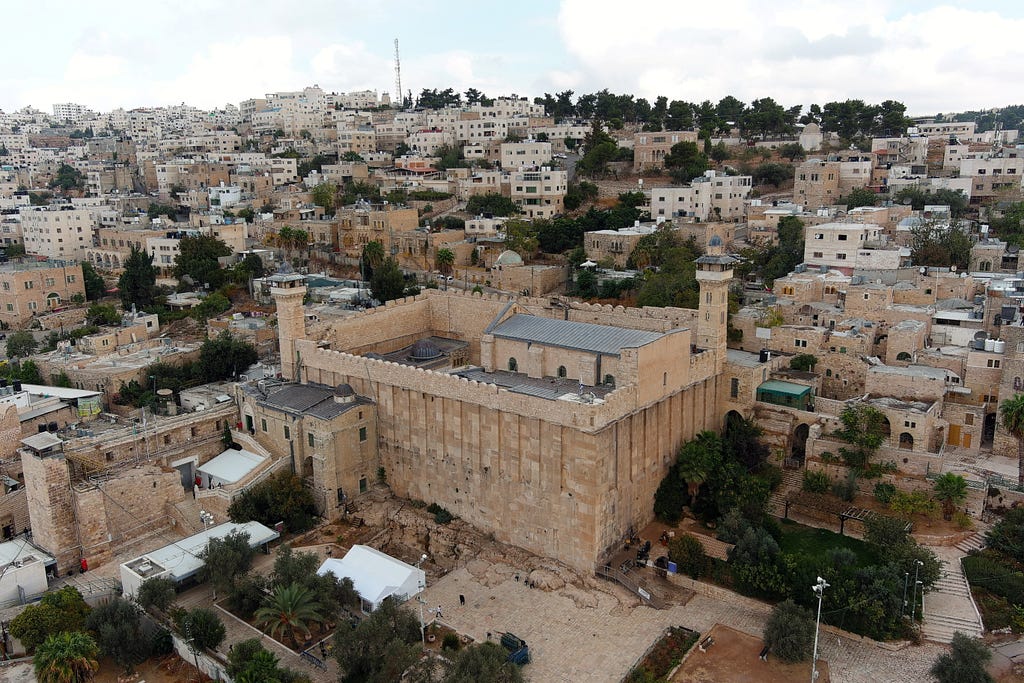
xmin=671 ymin=624 xmax=829 ymax=683
xmin=92 ymin=654 xmax=201 ymax=683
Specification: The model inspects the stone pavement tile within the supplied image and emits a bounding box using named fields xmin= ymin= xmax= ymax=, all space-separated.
xmin=420 ymin=566 xmax=948 ymax=683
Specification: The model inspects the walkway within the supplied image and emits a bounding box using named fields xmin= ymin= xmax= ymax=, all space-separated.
xmin=921 ymin=541 xmax=986 ymax=645
xmin=418 ymin=561 xmax=945 ymax=683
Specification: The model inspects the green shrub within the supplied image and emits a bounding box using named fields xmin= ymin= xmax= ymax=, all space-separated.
xmin=889 ymin=490 xmax=938 ymax=517
xmin=442 ymin=633 xmax=461 ymax=651
xmin=758 ymin=465 xmax=784 ymax=492
xmin=831 ymin=472 xmax=858 ymax=502
xmin=802 ymin=470 xmax=831 ymax=494
xmin=763 ymin=600 xmax=815 ymax=663
xmin=668 ymin=534 xmax=707 ymax=579
xmin=954 ymin=511 xmax=974 ymax=531
xmin=426 ymin=503 xmax=454 ymax=524
xmin=873 ymin=482 xmax=896 ymax=503
xmin=861 ymin=461 xmax=898 ymax=479
xmin=963 ymin=553 xmax=1024 ymax=606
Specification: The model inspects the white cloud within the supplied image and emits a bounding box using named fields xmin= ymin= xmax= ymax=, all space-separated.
xmin=555 ymin=0 xmax=1024 ymax=114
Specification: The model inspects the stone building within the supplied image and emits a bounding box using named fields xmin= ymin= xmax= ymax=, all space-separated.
xmin=632 ymin=131 xmax=699 ymax=172
xmin=236 ymin=381 xmax=377 ymax=517
xmin=0 ymin=260 xmax=85 ymax=328
xmin=268 ymin=243 xmax=735 ymax=571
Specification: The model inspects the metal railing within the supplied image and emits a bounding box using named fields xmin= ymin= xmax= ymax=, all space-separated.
xmin=595 ymin=563 xmax=666 ymax=609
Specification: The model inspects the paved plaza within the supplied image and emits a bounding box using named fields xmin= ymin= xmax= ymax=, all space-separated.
xmin=418 ymin=561 xmax=947 ymax=683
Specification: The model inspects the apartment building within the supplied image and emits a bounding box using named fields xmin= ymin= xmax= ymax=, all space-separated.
xmin=648 ymin=171 xmax=752 ymax=222
xmin=406 ymin=128 xmax=453 ymax=156
xmin=803 ymin=222 xmax=900 ymax=273
xmin=20 ymin=206 xmax=96 ymax=259
xmin=584 ymin=224 xmax=656 ymax=268
xmin=337 ymin=125 xmax=377 ymax=155
xmin=633 ymin=131 xmax=699 ymax=172
xmin=510 ymin=168 xmax=567 ymax=219
xmin=959 ymin=149 xmax=1024 ymax=204
xmin=336 ymin=203 xmax=419 ymax=257
xmin=0 ymin=261 xmax=85 ymax=327
xmin=794 ymin=154 xmax=874 ymax=208
xmin=499 ymin=140 xmax=552 ymax=170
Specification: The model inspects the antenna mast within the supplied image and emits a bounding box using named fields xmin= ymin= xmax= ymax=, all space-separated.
xmin=394 ymin=39 xmax=402 ymax=109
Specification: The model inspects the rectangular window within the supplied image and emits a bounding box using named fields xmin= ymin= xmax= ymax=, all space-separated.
xmin=836 ymin=253 xmax=847 ymax=260
xmin=359 ymin=426 xmax=367 ymax=442
xmin=308 ymin=433 xmax=315 ymax=447
xmin=261 ymin=418 xmax=267 ymax=432
xmin=730 ymin=378 xmax=739 ymax=399
xmin=284 ymin=425 xmax=290 ymax=439
xmin=965 ymin=414 xmax=974 ymax=426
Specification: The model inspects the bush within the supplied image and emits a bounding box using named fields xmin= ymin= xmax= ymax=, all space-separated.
xmin=963 ymin=553 xmax=1024 ymax=606
xmin=228 ymin=471 xmax=319 ymax=533
xmin=763 ymin=599 xmax=815 ymax=663
xmin=426 ymin=503 xmax=454 ymax=524
xmin=668 ymin=535 xmax=707 ymax=579
xmin=653 ymin=464 xmax=689 ymax=524
xmin=802 ymin=470 xmax=831 ymax=494
xmin=986 ymin=507 xmax=1024 ymax=562
xmin=873 ymin=482 xmax=896 ymax=504
xmin=831 ymin=472 xmax=858 ymax=502
xmin=930 ymin=632 xmax=993 ymax=683
xmin=954 ymin=510 xmax=975 ymax=531
xmin=889 ymin=490 xmax=938 ymax=517
xmin=442 ymin=633 xmax=461 ymax=651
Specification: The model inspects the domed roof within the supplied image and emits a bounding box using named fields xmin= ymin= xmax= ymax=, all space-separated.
xmin=409 ymin=339 xmax=443 ymax=361
xmin=708 ymin=235 xmax=724 ymax=248
xmin=802 ymin=122 xmax=821 ymax=133
xmin=334 ymin=383 xmax=355 ymax=398
xmin=495 ymin=250 xmax=523 ymax=266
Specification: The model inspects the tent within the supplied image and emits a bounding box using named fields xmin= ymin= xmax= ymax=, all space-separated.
xmin=317 ymin=545 xmax=425 ymax=612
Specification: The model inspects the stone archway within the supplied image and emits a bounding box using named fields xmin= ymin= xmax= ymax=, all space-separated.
xmin=899 ymin=432 xmax=914 ymax=450
xmin=724 ymin=410 xmax=744 ymax=433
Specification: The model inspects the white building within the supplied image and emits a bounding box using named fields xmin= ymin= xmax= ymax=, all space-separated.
xmin=19 ymin=206 xmax=96 ymax=259
xmin=804 ymin=222 xmax=903 ymax=272
xmin=648 ymin=171 xmax=752 ymax=222
xmin=500 ymin=140 xmax=552 ymax=170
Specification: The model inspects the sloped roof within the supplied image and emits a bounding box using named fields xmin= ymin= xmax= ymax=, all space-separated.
xmin=489 ymin=314 xmax=664 ymax=356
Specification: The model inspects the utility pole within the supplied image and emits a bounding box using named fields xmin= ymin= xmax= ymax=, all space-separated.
xmin=393 ymin=39 xmax=402 ymax=110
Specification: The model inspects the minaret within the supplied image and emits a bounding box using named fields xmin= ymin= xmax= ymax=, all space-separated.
xmin=269 ymin=273 xmax=308 ymax=381
xmin=695 ymin=235 xmax=736 ymax=374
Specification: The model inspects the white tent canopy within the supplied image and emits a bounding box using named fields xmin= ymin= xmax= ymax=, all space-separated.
xmin=196 ymin=448 xmax=266 ymax=487
xmin=317 ymin=545 xmax=425 ymax=612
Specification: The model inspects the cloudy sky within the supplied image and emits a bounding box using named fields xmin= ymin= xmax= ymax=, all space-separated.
xmin=3 ymin=0 xmax=1021 ymax=117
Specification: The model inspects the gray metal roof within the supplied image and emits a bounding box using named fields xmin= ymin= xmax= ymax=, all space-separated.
xmin=489 ymin=314 xmax=664 ymax=356
xmin=261 ymin=383 xmax=370 ymax=419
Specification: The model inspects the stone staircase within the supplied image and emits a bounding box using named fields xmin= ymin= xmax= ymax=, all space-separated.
xmin=955 ymin=530 xmax=988 ymax=555
xmin=768 ymin=468 xmax=803 ymax=517
xmin=922 ymin=557 xmax=985 ymax=644
xmin=171 ymin=497 xmax=207 ymax=535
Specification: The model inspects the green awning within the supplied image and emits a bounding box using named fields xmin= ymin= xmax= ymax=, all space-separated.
xmin=757 ymin=380 xmax=811 ymax=397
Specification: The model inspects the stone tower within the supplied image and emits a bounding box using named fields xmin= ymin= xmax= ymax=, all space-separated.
xmin=695 ymin=235 xmax=736 ymax=374
xmin=269 ymin=273 xmax=308 ymax=381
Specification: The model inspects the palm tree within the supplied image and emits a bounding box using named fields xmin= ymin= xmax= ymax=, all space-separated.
xmin=1001 ymin=393 xmax=1024 ymax=485
xmin=676 ymin=431 xmax=723 ymax=512
xmin=435 ymin=248 xmax=455 ymax=276
xmin=33 ymin=631 xmax=100 ymax=683
xmin=254 ymin=583 xmax=323 ymax=647
xmin=361 ymin=240 xmax=386 ymax=280
xmin=933 ymin=472 xmax=969 ymax=521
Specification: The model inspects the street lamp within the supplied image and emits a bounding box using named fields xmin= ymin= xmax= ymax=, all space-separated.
xmin=415 ymin=554 xmax=428 ymax=645
xmin=810 ymin=576 xmax=829 ymax=683
xmin=910 ymin=559 xmax=924 ymax=625
xmin=901 ymin=571 xmax=910 ymax=617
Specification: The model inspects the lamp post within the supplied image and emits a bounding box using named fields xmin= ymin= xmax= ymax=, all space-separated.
xmin=810 ymin=576 xmax=829 ymax=683
xmin=901 ymin=571 xmax=910 ymax=618
xmin=910 ymin=559 xmax=924 ymax=625
xmin=415 ymin=553 xmax=428 ymax=645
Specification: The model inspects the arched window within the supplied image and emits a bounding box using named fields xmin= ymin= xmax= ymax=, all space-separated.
xmin=557 ymin=365 xmax=567 ymax=378
xmin=46 ymin=293 xmax=61 ymax=308
xmin=899 ymin=432 xmax=914 ymax=450
xmin=508 ymin=357 xmax=518 ymax=372
xmin=604 ymin=374 xmax=615 ymax=387
xmin=980 ymin=261 xmax=992 ymax=272
xmin=896 ymin=351 xmax=912 ymax=361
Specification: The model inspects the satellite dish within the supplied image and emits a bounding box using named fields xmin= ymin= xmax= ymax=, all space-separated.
xmin=919 ymin=267 xmax=926 ymax=274
xmin=974 ymin=331 xmax=988 ymax=341
xmin=950 ymin=265 xmax=957 ymax=272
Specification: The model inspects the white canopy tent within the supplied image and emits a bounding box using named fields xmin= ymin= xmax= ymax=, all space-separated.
xmin=196 ymin=448 xmax=266 ymax=488
xmin=317 ymin=545 xmax=425 ymax=612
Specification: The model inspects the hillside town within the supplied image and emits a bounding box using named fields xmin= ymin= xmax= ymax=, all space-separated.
xmin=3 ymin=45 xmax=1024 ymax=683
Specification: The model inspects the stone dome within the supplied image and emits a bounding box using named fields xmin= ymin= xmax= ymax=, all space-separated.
xmin=708 ymin=235 xmax=724 ymax=248
xmin=334 ymin=383 xmax=355 ymax=397
xmin=409 ymin=339 xmax=443 ymax=361
xmin=495 ymin=250 xmax=524 ymax=266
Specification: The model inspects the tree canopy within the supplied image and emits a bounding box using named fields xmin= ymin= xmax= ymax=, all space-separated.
xmin=198 ymin=332 xmax=258 ymax=382
xmin=369 ymin=257 xmax=407 ymax=303
xmin=333 ymin=598 xmax=423 ymax=683
xmin=80 ymin=261 xmax=106 ymax=301
xmin=465 ymin=193 xmax=519 ymax=217
xmin=174 ymin=234 xmax=232 ymax=289
xmin=118 ymin=246 xmax=157 ymax=310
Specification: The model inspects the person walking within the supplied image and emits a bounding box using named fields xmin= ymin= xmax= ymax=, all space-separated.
xmin=436 ymin=604 xmax=443 ymax=619
xmin=459 ymin=594 xmax=466 ymax=606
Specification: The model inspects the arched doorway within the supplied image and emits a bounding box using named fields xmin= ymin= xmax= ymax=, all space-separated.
xmin=899 ymin=432 xmax=914 ymax=450
xmin=983 ymin=413 xmax=997 ymax=447
xmin=880 ymin=415 xmax=892 ymax=443
xmin=791 ymin=423 xmax=810 ymax=466
xmin=724 ymin=410 xmax=744 ymax=433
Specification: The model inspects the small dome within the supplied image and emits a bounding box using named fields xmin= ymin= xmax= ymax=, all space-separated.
xmin=495 ymin=250 xmax=523 ymax=266
xmin=334 ymin=383 xmax=355 ymax=398
xmin=409 ymin=339 xmax=443 ymax=361
xmin=708 ymin=235 xmax=724 ymax=248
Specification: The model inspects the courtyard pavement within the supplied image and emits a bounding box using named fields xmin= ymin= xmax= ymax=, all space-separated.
xmin=418 ymin=563 xmax=947 ymax=683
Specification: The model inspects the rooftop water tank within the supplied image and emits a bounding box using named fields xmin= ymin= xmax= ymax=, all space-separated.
xmin=994 ymin=340 xmax=1007 ymax=353
xmin=985 ymin=338 xmax=996 ymax=352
